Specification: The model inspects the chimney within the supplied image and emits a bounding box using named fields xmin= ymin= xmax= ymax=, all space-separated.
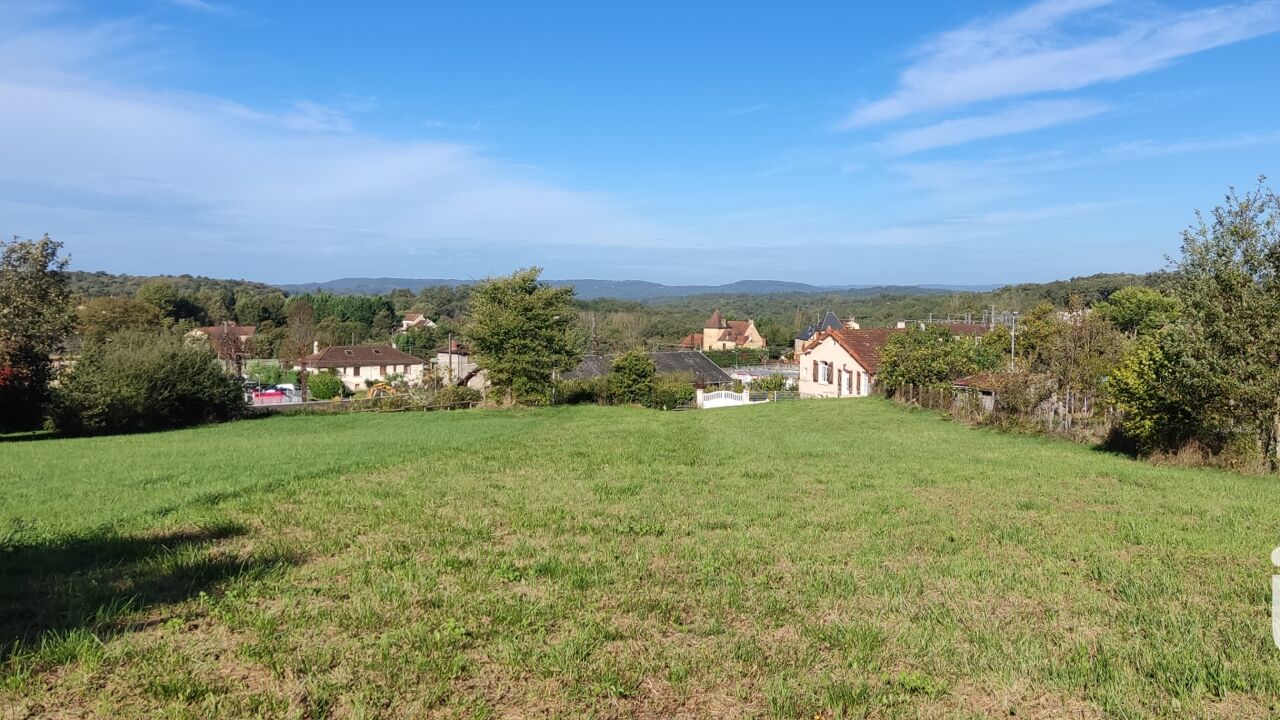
xmin=313 ymin=340 xmax=319 ymax=354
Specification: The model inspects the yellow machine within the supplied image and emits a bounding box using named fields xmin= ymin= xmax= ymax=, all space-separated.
xmin=366 ymin=383 xmax=400 ymax=399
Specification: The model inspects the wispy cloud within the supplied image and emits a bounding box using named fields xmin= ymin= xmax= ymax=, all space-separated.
xmin=726 ymin=103 xmax=769 ymax=116
xmin=842 ymin=0 xmax=1280 ymax=128
xmin=883 ymin=98 xmax=1109 ymax=155
xmin=0 ymin=9 xmax=666 ymax=278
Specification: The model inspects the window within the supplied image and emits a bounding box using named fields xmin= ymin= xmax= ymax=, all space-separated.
xmin=812 ymin=360 xmax=818 ymax=382
xmin=353 ymin=366 xmax=360 ymax=377
xmin=379 ymin=365 xmax=386 ymax=375
xmin=846 ymin=368 xmax=852 ymax=393
xmin=856 ymin=372 xmax=862 ymax=395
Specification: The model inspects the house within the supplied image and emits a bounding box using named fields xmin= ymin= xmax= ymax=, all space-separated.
xmin=793 ymin=311 xmax=844 ymax=354
xmin=434 ymin=340 xmax=486 ymax=390
xmin=796 ymin=328 xmax=901 ymax=398
xmin=298 ymin=345 xmax=425 ymax=391
xmin=561 ymin=350 xmax=733 ymax=389
xmin=400 ymin=313 xmax=437 ymax=332
xmin=678 ymin=310 xmax=766 ymax=351
xmin=187 ymin=322 xmax=256 ymax=374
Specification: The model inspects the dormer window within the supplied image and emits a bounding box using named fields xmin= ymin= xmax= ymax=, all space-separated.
xmin=344 ymin=349 xmax=353 ymax=355
xmin=372 ymin=349 xmax=382 ymax=355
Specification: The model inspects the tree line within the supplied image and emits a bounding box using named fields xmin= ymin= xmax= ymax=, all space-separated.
xmin=878 ymin=178 xmax=1280 ymax=472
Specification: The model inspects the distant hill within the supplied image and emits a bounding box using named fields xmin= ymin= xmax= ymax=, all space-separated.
xmin=277 ymin=277 xmax=1004 ymax=300
xmin=68 ymin=271 xmax=280 ymax=298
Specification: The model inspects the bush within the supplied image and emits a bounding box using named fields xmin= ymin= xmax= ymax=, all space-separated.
xmin=608 ymin=351 xmax=656 ymax=405
xmin=750 ymin=373 xmax=792 ymax=392
xmin=555 ymin=376 xmax=607 ymax=405
xmin=306 ymin=371 xmax=344 ymax=400
xmin=651 ymin=373 xmax=695 ymax=409
xmin=52 ymin=332 xmax=244 ymax=436
xmin=434 ymin=384 xmax=482 ymax=407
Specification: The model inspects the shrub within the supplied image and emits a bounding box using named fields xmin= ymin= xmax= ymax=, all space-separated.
xmin=608 ymin=351 xmax=656 ymax=406
xmin=555 ymin=376 xmax=607 ymax=405
xmin=434 ymin=384 xmax=482 ymax=407
xmin=306 ymin=371 xmax=344 ymax=400
xmin=52 ymin=332 xmax=244 ymax=436
xmin=651 ymin=373 xmax=695 ymax=409
xmin=750 ymin=373 xmax=792 ymax=392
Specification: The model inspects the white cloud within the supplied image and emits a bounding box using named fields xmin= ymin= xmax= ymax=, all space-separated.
xmin=0 ymin=10 xmax=667 ymax=277
xmin=883 ymin=98 xmax=1109 ymax=155
xmin=842 ymin=0 xmax=1280 ymax=128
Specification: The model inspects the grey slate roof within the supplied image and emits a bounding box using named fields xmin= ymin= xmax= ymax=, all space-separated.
xmin=795 ymin=311 xmax=843 ymax=342
xmin=562 ymin=351 xmax=732 ymax=386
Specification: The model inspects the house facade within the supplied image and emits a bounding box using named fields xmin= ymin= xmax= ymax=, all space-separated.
xmin=400 ymin=313 xmax=437 ymax=332
xmin=299 ymin=345 xmax=426 ymax=391
xmin=679 ymin=310 xmax=767 ymax=351
xmin=434 ymin=340 xmax=487 ymax=390
xmin=796 ymin=328 xmax=899 ymax=398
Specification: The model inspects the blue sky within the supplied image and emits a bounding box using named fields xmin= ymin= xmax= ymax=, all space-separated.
xmin=2 ymin=0 xmax=1279 ymax=285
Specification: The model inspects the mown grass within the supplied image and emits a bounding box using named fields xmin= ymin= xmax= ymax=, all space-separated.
xmin=2 ymin=400 xmax=1279 ymax=718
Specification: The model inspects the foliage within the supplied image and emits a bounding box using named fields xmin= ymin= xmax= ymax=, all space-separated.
xmin=51 ymin=332 xmax=244 ymax=436
xmin=1166 ymin=179 xmax=1280 ymax=466
xmin=650 ymin=372 xmax=695 ymax=409
xmin=135 ymin=280 xmax=205 ymax=323
xmin=877 ymin=326 xmax=988 ymax=389
xmin=0 ymin=235 xmax=73 ymax=431
xmin=607 ymin=350 xmax=656 ymax=405
xmin=394 ymin=325 xmax=445 ymax=360
xmin=1106 ymin=329 xmax=1207 ymax=454
xmin=305 ymin=371 xmax=345 ymax=400
xmin=1093 ymin=286 xmax=1180 ymax=337
xmin=77 ymin=297 xmax=164 ymax=343
xmin=290 ymin=292 xmax=396 ymax=329
xmin=433 ymin=384 xmax=483 ymax=407
xmin=464 ymin=267 xmax=579 ymax=404
xmin=245 ymin=360 xmax=298 ymax=387
xmin=554 ymin=376 xmax=607 ymax=405
xmin=750 ymin=373 xmax=792 ymax=392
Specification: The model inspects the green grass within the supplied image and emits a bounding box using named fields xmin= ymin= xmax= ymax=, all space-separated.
xmin=3 ymin=400 xmax=1279 ymax=718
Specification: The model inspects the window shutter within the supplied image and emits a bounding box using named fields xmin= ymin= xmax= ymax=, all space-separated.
xmin=812 ymin=360 xmax=818 ymax=382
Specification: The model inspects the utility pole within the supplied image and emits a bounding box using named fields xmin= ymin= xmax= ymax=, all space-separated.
xmin=1009 ymin=312 xmax=1018 ymax=369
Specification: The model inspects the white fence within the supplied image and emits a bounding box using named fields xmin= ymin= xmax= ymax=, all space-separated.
xmin=697 ymin=389 xmax=797 ymax=409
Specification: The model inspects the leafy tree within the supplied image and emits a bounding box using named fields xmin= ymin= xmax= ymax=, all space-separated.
xmin=51 ymin=331 xmax=244 ymax=435
xmin=1107 ymin=328 xmax=1208 ymax=453
xmin=608 ymin=350 xmax=656 ymax=405
xmin=1094 ymin=286 xmax=1179 ymax=337
xmin=76 ymin=297 xmax=164 ymax=343
xmin=280 ymin=299 xmax=317 ymax=361
xmin=878 ymin=326 xmax=981 ymax=389
xmin=1167 ymin=179 xmax=1280 ymax=467
xmin=136 ymin=280 xmax=205 ymax=323
xmin=305 ymin=371 xmax=344 ymax=400
xmin=394 ymin=325 xmax=443 ymax=360
xmin=0 ymin=235 xmax=73 ymax=431
xmin=464 ymin=267 xmax=579 ymax=404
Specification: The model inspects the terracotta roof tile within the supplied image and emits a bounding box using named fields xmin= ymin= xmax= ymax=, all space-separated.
xmin=303 ymin=345 xmax=424 ymax=368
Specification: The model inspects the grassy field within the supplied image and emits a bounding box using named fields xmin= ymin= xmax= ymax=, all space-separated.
xmin=2 ymin=400 xmax=1279 ymax=719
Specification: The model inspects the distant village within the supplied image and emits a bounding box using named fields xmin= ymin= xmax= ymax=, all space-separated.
xmin=190 ymin=304 xmax=1003 ymax=410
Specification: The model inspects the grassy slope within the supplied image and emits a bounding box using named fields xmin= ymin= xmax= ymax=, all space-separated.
xmin=2 ymin=401 xmax=1278 ymax=718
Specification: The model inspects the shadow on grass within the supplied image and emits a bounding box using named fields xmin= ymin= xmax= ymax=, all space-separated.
xmin=0 ymin=521 xmax=298 ymax=660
